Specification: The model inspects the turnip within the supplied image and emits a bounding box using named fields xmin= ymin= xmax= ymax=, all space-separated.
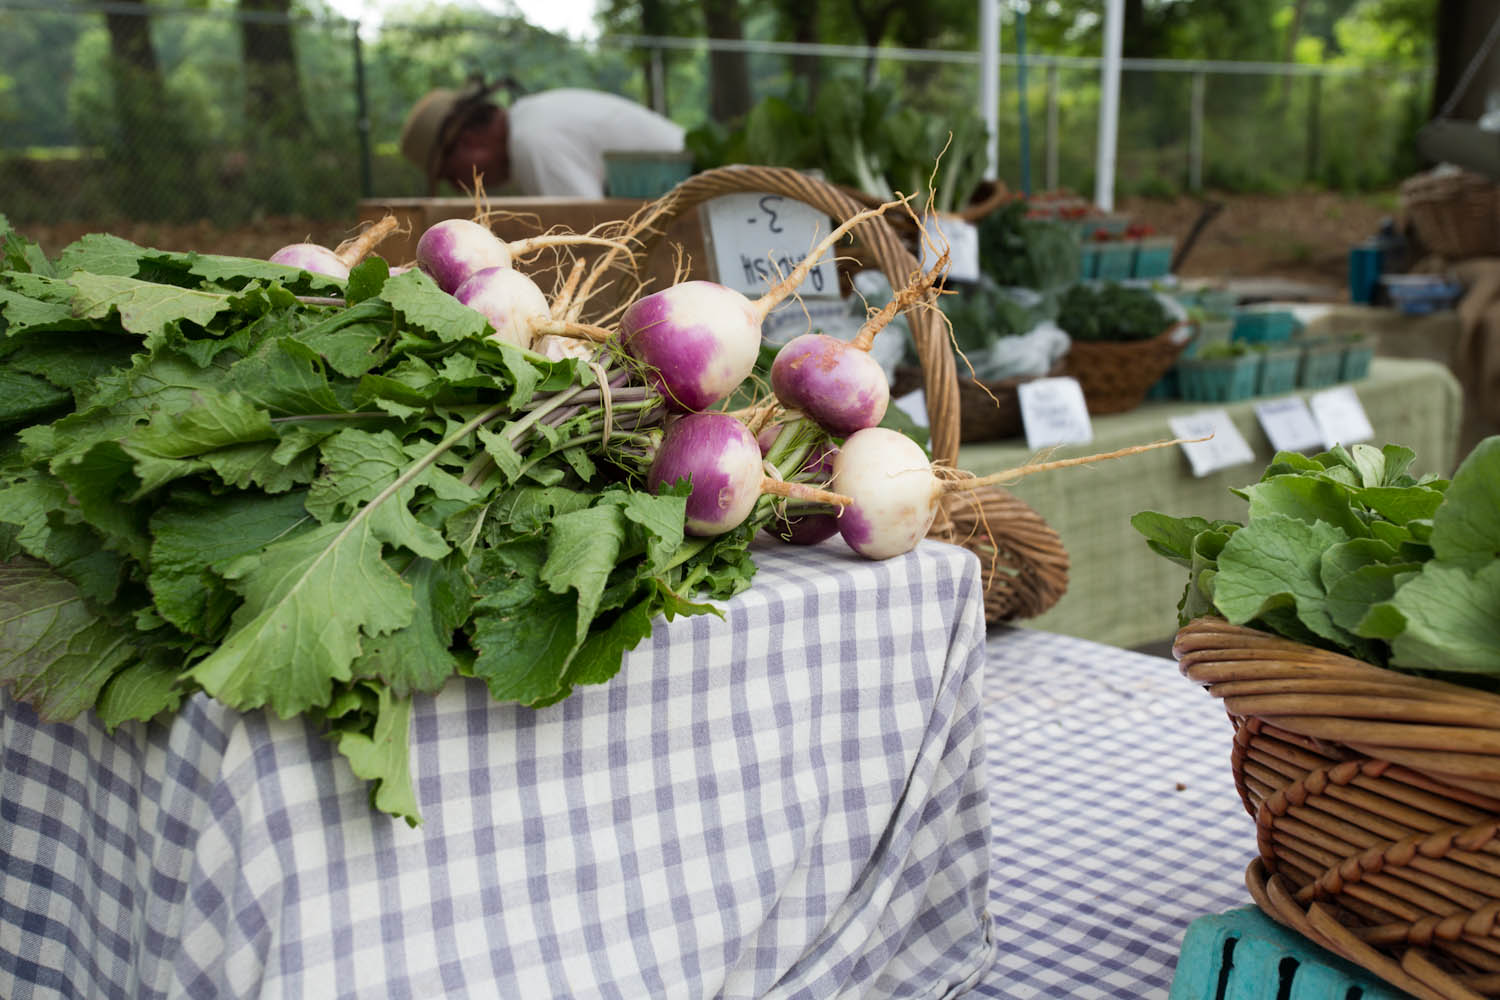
xmin=268 ymin=215 xmax=399 ymax=281
xmin=647 ymin=413 xmax=851 ymax=537
xmin=770 ymin=251 xmax=943 ymax=435
xmin=832 ymin=427 xmax=1197 ymax=560
xmin=454 ymin=266 xmax=615 ymax=351
xmin=416 ymin=218 xmax=630 ymax=295
xmin=617 ymin=199 xmax=903 ymax=412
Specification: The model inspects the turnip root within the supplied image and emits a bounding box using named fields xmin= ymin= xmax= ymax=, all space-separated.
xmin=617 ymin=198 xmax=904 ymax=412
xmin=647 ymin=413 xmax=851 ymax=537
xmin=416 ymin=218 xmax=630 ymax=294
xmin=833 ymin=427 xmax=1199 ymax=560
xmin=269 ymin=215 xmax=400 ymax=281
xmin=770 ymin=251 xmax=945 ymax=436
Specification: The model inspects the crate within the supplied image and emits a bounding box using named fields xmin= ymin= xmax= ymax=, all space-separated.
xmin=1177 ymin=354 xmax=1261 ymax=403
xmin=603 ymin=151 xmax=695 ymax=199
xmin=1094 ymin=240 xmax=1136 ymax=280
xmin=1257 ymin=345 xmax=1302 ymax=395
xmin=1296 ymin=338 xmax=1344 ymax=389
xmin=1340 ymin=338 xmax=1375 ymax=381
xmin=1185 ymin=317 xmax=1234 ymax=358
xmin=1169 ymin=907 xmax=1410 ymax=1000
xmin=1132 ymin=236 xmax=1176 ymax=279
xmin=1232 ymin=310 xmax=1300 ymax=344
xmin=1145 ymin=366 xmax=1180 ymax=401
xmin=1078 ymin=244 xmax=1101 ymax=280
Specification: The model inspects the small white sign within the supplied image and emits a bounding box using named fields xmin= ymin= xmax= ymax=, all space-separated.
xmin=1310 ymin=385 xmax=1375 ymax=448
xmin=1168 ymin=409 xmax=1257 ymax=478
xmin=703 ymin=193 xmax=841 ymax=299
xmin=762 ymin=298 xmax=852 ymax=341
xmin=919 ymin=214 xmax=981 ymax=284
xmin=1017 ymin=377 xmax=1094 ymax=450
xmin=1254 ymin=396 xmax=1324 ymax=453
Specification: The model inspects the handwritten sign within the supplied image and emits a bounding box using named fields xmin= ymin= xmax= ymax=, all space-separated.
xmin=762 ymin=298 xmax=853 ymax=342
xmin=1168 ymin=409 xmax=1257 ymax=478
xmin=703 ymin=193 xmax=840 ymax=300
xmin=919 ymin=214 xmax=981 ymax=284
xmin=1254 ymin=396 xmax=1324 ymax=453
xmin=1017 ymin=377 xmax=1094 ymax=450
xmin=1310 ymin=385 xmax=1374 ymax=448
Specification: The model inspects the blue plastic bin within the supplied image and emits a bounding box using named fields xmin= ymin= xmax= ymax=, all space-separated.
xmin=1133 ymin=237 xmax=1176 ymax=279
xmin=1232 ymin=310 xmax=1300 ymax=344
xmin=1170 ymin=907 xmax=1409 ymax=1000
xmin=1094 ymin=241 xmax=1136 ymax=280
xmin=1257 ymin=345 xmax=1302 ymax=395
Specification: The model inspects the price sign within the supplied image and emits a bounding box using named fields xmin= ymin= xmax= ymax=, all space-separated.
xmin=1017 ymin=377 xmax=1094 ymax=450
xmin=703 ymin=193 xmax=841 ymax=300
xmin=919 ymin=214 xmax=981 ymax=284
xmin=1254 ymin=396 xmax=1324 ymax=453
xmin=1310 ymin=385 xmax=1375 ymax=448
xmin=1168 ymin=409 xmax=1257 ymax=478
xmin=762 ymin=298 xmax=852 ymax=342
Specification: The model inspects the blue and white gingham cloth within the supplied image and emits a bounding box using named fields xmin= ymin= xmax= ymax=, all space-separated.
xmin=977 ymin=628 xmax=1259 ymax=999
xmin=1 ymin=539 xmax=995 ymax=1000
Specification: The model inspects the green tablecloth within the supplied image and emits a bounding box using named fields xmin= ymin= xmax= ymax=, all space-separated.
xmin=958 ymin=358 xmax=1463 ymax=649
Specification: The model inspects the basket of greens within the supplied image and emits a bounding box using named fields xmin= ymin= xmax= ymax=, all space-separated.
xmin=1134 ymin=440 xmax=1500 ymax=1000
xmin=1057 ymin=282 xmax=1192 ymax=414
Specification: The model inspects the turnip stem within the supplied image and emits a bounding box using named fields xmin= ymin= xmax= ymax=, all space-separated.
xmin=334 ymin=215 xmax=400 ymax=268
xmin=751 ymin=196 xmax=909 ymax=322
xmin=947 ymin=436 xmax=1208 ymax=493
xmin=532 ymin=318 xmax=613 ymax=342
xmin=506 ymin=234 xmax=633 ymax=259
xmin=762 ymin=479 xmax=851 ymax=507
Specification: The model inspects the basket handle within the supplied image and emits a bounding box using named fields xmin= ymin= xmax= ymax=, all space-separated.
xmin=629 ymin=165 xmax=961 ymax=466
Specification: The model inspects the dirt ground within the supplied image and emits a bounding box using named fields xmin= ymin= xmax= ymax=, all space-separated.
xmin=18 ymin=189 xmax=1396 ymax=295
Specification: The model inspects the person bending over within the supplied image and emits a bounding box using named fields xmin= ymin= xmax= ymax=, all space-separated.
xmin=399 ymin=79 xmax=685 ymax=198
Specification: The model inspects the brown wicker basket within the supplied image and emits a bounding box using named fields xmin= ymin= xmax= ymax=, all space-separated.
xmin=1175 ymin=617 xmax=1500 ymax=1000
xmin=892 ymin=362 xmax=1066 ymax=443
xmin=632 ymin=165 xmax=1069 ymax=623
xmin=1400 ymin=169 xmax=1500 ymax=261
xmin=1063 ymin=322 xmax=1191 ymax=415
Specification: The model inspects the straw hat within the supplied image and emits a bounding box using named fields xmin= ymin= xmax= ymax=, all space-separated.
xmin=399 ymin=78 xmax=504 ymax=184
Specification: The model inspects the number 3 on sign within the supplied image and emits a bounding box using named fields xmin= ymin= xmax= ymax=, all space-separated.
xmin=703 ymin=193 xmax=840 ymax=300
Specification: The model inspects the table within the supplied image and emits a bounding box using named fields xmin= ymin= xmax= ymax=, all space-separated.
xmin=976 ymin=627 xmax=1259 ymax=998
xmin=0 ymin=541 xmax=994 ymax=1000
xmin=959 ymin=357 xmax=1463 ymax=649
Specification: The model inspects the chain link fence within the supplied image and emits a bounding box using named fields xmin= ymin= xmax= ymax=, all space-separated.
xmin=0 ymin=4 xmax=1432 ymax=229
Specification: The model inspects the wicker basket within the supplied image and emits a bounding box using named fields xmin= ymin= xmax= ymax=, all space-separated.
xmin=633 ymin=165 xmax=1069 ymax=624
xmin=1063 ymin=322 xmax=1192 ymax=415
xmin=891 ymin=362 xmax=1066 ymax=443
xmin=1400 ymin=169 xmax=1500 ymax=261
xmin=1175 ymin=617 xmax=1500 ymax=1000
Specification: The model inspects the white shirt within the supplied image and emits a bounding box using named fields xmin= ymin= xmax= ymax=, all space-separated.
xmin=506 ymin=89 xmax=685 ymax=198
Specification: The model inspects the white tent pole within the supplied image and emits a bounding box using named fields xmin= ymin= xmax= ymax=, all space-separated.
xmin=980 ymin=0 xmax=1001 ymax=179
xmin=1095 ymin=0 xmax=1124 ymax=211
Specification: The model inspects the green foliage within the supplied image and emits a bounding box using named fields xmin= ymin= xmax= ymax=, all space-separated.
xmin=1056 ymin=283 xmax=1171 ymax=342
xmin=0 ymin=233 xmax=759 ymax=824
xmin=976 ymin=199 xmax=1080 ymax=292
xmin=1134 ymin=439 xmax=1500 ymax=683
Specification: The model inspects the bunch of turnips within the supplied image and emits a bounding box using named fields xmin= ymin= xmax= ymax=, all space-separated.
xmin=0 ymin=202 xmax=1181 ymax=822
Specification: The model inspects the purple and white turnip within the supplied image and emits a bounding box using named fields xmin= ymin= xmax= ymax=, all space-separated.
xmin=616 ymin=199 xmax=903 ymax=413
xmin=269 ymin=215 xmax=400 ymax=281
xmin=415 ymin=218 xmax=630 ymax=295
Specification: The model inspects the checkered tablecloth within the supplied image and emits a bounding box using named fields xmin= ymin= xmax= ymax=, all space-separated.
xmin=976 ymin=628 xmax=1259 ymax=999
xmin=0 ymin=540 xmax=995 ymax=1000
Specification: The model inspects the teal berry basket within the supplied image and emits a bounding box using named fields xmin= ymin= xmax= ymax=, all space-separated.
xmin=1296 ymin=338 xmax=1344 ymax=389
xmin=1169 ymin=907 xmax=1410 ymax=1000
xmin=1132 ymin=236 xmax=1175 ymax=279
xmin=1177 ymin=353 xmax=1261 ymax=403
xmin=1256 ymin=344 xmax=1302 ymax=395
xmin=1232 ymin=310 xmax=1300 ymax=344
xmin=1078 ymin=244 xmax=1101 ymax=280
xmin=1094 ymin=240 xmax=1136 ymax=280
xmin=603 ymin=151 xmax=695 ymax=199
xmin=1340 ymin=337 xmax=1375 ymax=381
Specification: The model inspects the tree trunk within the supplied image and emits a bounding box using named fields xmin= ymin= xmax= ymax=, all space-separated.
xmin=641 ymin=0 xmax=671 ymax=114
xmin=104 ymin=0 xmax=165 ymax=136
xmin=774 ymin=0 xmax=820 ymax=109
xmin=1433 ymin=0 xmax=1500 ymax=121
xmin=702 ymin=0 xmax=752 ymax=123
xmin=241 ymin=0 xmax=308 ymax=135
